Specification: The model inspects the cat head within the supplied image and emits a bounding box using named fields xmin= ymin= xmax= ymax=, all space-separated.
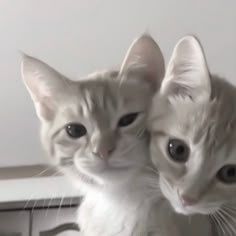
xmin=21 ymin=34 xmax=165 ymax=187
xmin=148 ymin=35 xmax=236 ymax=216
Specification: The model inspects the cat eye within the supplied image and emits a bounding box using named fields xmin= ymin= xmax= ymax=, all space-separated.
xmin=66 ymin=123 xmax=87 ymax=139
xmin=167 ymin=139 xmax=189 ymax=162
xmin=118 ymin=113 xmax=139 ymax=127
xmin=217 ymin=165 xmax=236 ymax=184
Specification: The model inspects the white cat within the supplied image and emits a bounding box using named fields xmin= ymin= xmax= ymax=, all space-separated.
xmin=148 ymin=35 xmax=236 ymax=235
xmin=21 ymin=34 xmax=211 ymax=236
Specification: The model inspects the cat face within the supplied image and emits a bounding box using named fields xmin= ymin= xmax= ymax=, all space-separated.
xmin=21 ymin=34 xmax=165 ymax=187
xmin=148 ymin=36 xmax=236 ymax=216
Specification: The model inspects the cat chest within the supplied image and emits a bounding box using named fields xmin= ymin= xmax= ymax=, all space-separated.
xmin=78 ymin=196 xmax=151 ymax=236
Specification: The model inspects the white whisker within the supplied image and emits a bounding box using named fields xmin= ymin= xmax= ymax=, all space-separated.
xmin=217 ymin=210 xmax=230 ymax=236
xmin=45 ymin=193 xmax=56 ymax=217
xmin=220 ymin=208 xmax=236 ymax=235
xmin=213 ymin=212 xmax=226 ymax=236
xmin=56 ymin=192 xmax=65 ymax=220
xmin=31 ymin=166 xmax=55 ymax=178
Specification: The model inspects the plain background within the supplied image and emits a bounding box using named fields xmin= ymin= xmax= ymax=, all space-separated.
xmin=0 ymin=0 xmax=235 ymax=167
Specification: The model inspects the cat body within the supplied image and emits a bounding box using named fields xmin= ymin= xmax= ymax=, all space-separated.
xmin=21 ymin=34 xmax=212 ymax=236
xmin=78 ymin=167 xmax=157 ymax=236
xmin=78 ymin=189 xmax=212 ymax=236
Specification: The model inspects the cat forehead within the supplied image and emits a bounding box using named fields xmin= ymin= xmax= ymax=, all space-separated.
xmin=172 ymin=103 xmax=236 ymax=165
xmin=167 ymin=96 xmax=236 ymax=155
xmin=60 ymin=70 xmax=151 ymax=119
xmin=150 ymin=101 xmax=236 ymax=166
xmin=151 ymin=81 xmax=236 ymax=148
xmin=79 ymin=74 xmax=149 ymax=105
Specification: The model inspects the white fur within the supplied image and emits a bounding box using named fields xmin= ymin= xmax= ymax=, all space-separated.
xmin=149 ymin=35 xmax=236 ymax=235
xmin=22 ymin=34 xmax=212 ymax=236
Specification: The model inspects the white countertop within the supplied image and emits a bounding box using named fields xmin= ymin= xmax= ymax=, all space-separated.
xmin=0 ymin=176 xmax=82 ymax=209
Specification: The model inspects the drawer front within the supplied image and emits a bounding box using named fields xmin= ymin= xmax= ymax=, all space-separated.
xmin=0 ymin=210 xmax=30 ymax=236
xmin=32 ymin=207 xmax=80 ymax=236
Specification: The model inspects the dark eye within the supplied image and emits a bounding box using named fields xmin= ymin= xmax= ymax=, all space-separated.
xmin=167 ymin=139 xmax=189 ymax=162
xmin=217 ymin=165 xmax=236 ymax=184
xmin=118 ymin=113 xmax=139 ymax=127
xmin=66 ymin=123 xmax=87 ymax=139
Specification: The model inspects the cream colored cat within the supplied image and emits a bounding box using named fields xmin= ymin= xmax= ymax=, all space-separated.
xmin=21 ymin=34 xmax=211 ymax=236
xmin=148 ymin=35 xmax=236 ymax=235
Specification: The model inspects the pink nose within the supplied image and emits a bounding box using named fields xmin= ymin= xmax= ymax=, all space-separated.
xmin=178 ymin=191 xmax=198 ymax=206
xmin=93 ymin=147 xmax=114 ymax=159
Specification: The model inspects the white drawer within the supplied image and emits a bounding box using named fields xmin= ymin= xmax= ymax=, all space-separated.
xmin=0 ymin=210 xmax=30 ymax=236
xmin=32 ymin=207 xmax=80 ymax=236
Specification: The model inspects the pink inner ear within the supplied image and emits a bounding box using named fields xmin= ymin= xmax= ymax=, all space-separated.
xmin=36 ymin=96 xmax=56 ymax=121
xmin=119 ymin=35 xmax=165 ymax=91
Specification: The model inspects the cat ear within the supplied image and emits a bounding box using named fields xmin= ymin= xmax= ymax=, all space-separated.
xmin=119 ymin=34 xmax=165 ymax=89
xmin=161 ymin=36 xmax=211 ymax=102
xmin=21 ymin=54 xmax=68 ymax=121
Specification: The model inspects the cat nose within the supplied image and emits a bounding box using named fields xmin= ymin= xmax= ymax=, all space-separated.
xmin=92 ymin=146 xmax=114 ymax=159
xmin=178 ymin=191 xmax=198 ymax=206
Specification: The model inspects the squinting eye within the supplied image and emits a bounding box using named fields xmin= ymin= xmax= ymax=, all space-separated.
xmin=217 ymin=165 xmax=236 ymax=184
xmin=66 ymin=123 xmax=87 ymax=139
xmin=118 ymin=113 xmax=139 ymax=127
xmin=167 ymin=139 xmax=189 ymax=163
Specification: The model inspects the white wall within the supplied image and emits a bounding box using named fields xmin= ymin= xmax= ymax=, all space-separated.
xmin=0 ymin=0 xmax=235 ymax=166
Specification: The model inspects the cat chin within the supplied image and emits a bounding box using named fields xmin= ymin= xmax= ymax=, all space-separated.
xmin=163 ymin=195 xmax=197 ymax=216
xmin=164 ymin=192 xmax=220 ymax=216
xmin=74 ymin=164 xmax=106 ymax=186
xmin=169 ymin=200 xmax=220 ymax=216
xmin=60 ymin=164 xmax=101 ymax=187
xmin=75 ymin=168 xmax=98 ymax=186
xmin=174 ymin=205 xmax=219 ymax=216
xmin=75 ymin=157 xmax=107 ymax=175
xmin=171 ymin=205 xmax=193 ymax=215
xmin=171 ymin=204 xmax=201 ymax=215
xmin=159 ymin=177 xmax=218 ymax=216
